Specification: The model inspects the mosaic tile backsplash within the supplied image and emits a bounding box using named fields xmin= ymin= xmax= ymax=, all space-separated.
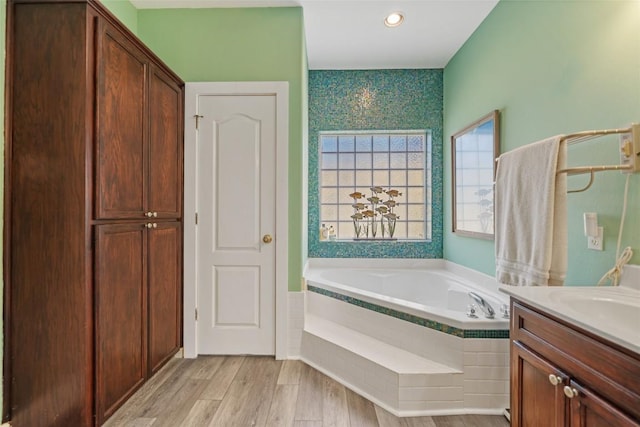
xmin=308 ymin=69 xmax=444 ymax=258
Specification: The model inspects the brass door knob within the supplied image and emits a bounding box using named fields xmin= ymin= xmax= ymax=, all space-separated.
xmin=263 ymin=234 xmax=273 ymax=244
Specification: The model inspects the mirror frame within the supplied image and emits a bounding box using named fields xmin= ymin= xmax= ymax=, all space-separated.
xmin=451 ymin=110 xmax=500 ymax=240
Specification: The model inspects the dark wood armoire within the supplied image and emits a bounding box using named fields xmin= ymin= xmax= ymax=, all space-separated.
xmin=4 ymin=1 xmax=184 ymax=425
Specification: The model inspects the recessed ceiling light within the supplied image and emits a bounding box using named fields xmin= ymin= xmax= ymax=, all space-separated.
xmin=384 ymin=12 xmax=404 ymax=28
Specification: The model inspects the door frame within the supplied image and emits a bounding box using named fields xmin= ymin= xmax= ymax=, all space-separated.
xmin=183 ymin=82 xmax=289 ymax=359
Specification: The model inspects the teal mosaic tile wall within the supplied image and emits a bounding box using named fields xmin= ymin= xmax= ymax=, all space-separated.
xmin=308 ymin=69 xmax=444 ymax=258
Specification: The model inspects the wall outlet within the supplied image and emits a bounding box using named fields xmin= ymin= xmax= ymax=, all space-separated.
xmin=587 ymin=226 xmax=604 ymax=251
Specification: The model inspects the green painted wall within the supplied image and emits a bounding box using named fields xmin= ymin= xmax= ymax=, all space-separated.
xmin=444 ymin=0 xmax=640 ymax=285
xmin=101 ymin=0 xmax=138 ymax=33
xmin=136 ymin=7 xmax=306 ymax=291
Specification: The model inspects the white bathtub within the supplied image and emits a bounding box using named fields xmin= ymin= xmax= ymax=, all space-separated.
xmin=301 ymin=258 xmax=511 ymax=416
xmin=304 ymin=260 xmax=510 ymax=331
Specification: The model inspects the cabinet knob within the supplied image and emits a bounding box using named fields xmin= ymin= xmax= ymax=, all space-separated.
xmin=146 ymin=212 xmax=154 ymax=218
xmin=153 ymin=212 xmax=158 ymax=218
xmin=146 ymin=223 xmax=153 ymax=229
xmin=563 ymin=386 xmax=579 ymax=399
xmin=548 ymin=374 xmax=562 ymax=386
xmin=263 ymin=234 xmax=273 ymax=244
xmin=152 ymin=223 xmax=157 ymax=228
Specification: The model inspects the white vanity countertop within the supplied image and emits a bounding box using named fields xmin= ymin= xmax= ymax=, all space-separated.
xmin=500 ymin=284 xmax=640 ymax=355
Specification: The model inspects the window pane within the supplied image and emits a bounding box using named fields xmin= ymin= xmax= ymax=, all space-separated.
xmin=321 ymin=187 xmax=338 ymax=204
xmin=408 ymin=135 xmax=424 ymax=151
xmin=392 ymin=204 xmax=407 ymax=221
xmin=339 ymin=170 xmax=355 ymax=187
xmin=321 ymin=204 xmax=337 ymax=222
xmin=408 ymin=170 xmax=424 ymax=186
xmin=390 ymin=170 xmax=406 ymax=187
xmin=390 ymin=153 xmax=406 ymax=169
xmin=339 ymin=203 xmax=354 ymax=221
xmin=321 ymin=135 xmax=338 ymax=152
xmin=373 ymin=153 xmax=389 ymax=169
xmin=355 ymin=170 xmax=372 ymax=188
xmin=322 ymin=153 xmax=337 ymax=169
xmin=338 ymin=222 xmax=355 ymax=239
xmin=408 ymin=222 xmax=425 ymax=239
xmin=407 ymin=204 xmax=425 ymax=220
xmin=356 ymin=135 xmax=372 ymax=152
xmin=373 ymin=170 xmax=389 ymax=187
xmin=390 ymin=135 xmax=407 ymax=151
xmin=373 ymin=135 xmax=389 ymax=152
xmin=339 ymin=153 xmax=355 ymax=169
xmin=408 ymin=152 xmax=424 ymax=169
xmin=355 ymin=152 xmax=372 ymax=169
xmin=407 ymin=187 xmax=424 ymax=203
xmin=322 ymin=170 xmax=338 ymax=186
xmin=338 ymin=135 xmax=355 ymax=152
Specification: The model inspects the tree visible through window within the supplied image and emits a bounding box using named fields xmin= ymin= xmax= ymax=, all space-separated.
xmin=319 ymin=131 xmax=432 ymax=240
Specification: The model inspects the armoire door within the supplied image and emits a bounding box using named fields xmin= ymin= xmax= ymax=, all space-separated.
xmin=148 ymin=221 xmax=182 ymax=374
xmin=95 ymin=20 xmax=148 ymax=220
xmin=148 ymin=66 xmax=184 ymax=219
xmin=95 ymin=224 xmax=147 ymax=424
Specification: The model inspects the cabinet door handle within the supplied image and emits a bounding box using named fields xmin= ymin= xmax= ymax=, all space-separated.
xmin=548 ymin=374 xmax=562 ymax=386
xmin=563 ymin=386 xmax=579 ymax=399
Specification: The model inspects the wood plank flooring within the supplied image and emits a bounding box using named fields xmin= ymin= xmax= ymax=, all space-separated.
xmin=104 ymin=356 xmax=510 ymax=427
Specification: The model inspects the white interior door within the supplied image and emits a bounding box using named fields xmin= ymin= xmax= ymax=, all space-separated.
xmin=197 ymin=94 xmax=276 ymax=354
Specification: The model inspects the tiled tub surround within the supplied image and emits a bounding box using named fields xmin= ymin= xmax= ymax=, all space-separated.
xmin=300 ymin=259 xmax=510 ymax=416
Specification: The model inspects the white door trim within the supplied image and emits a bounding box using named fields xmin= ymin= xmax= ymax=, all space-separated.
xmin=184 ymin=81 xmax=289 ymax=359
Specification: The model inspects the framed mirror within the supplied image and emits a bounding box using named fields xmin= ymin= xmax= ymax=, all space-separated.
xmin=451 ymin=110 xmax=500 ymax=239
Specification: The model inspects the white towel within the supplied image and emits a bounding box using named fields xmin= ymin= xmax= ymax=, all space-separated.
xmin=495 ymin=136 xmax=568 ymax=286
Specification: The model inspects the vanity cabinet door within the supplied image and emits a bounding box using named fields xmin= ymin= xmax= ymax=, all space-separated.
xmin=568 ymin=381 xmax=640 ymax=427
xmin=511 ymin=341 xmax=567 ymax=427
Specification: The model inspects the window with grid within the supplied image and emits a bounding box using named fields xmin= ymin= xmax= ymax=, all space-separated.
xmin=319 ymin=131 xmax=432 ymax=240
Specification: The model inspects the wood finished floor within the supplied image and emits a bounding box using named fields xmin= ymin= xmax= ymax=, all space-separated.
xmin=104 ymin=356 xmax=510 ymax=427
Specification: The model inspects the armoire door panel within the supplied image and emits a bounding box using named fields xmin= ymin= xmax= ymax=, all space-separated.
xmin=148 ymin=222 xmax=182 ymax=374
xmin=96 ymin=22 xmax=148 ymax=219
xmin=149 ymin=66 xmax=183 ymax=218
xmin=95 ymin=224 xmax=147 ymax=423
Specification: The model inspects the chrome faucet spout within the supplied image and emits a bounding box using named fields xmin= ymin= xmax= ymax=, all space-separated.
xmin=468 ymin=291 xmax=495 ymax=319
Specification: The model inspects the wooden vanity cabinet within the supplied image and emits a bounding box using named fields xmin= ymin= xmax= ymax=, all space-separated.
xmin=6 ymin=1 xmax=184 ymax=426
xmin=510 ymin=301 xmax=640 ymax=427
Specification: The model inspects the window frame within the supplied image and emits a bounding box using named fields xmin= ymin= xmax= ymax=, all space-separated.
xmin=317 ymin=129 xmax=432 ymax=242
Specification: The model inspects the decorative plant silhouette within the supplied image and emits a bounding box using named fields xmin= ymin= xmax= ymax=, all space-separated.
xmin=349 ymin=187 xmax=402 ymax=239
xmin=475 ymin=188 xmax=493 ymax=233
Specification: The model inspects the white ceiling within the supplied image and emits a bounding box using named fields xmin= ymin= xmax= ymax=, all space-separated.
xmin=130 ymin=0 xmax=499 ymax=69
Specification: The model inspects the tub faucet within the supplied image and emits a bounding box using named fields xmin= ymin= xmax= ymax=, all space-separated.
xmin=468 ymin=292 xmax=495 ymax=319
